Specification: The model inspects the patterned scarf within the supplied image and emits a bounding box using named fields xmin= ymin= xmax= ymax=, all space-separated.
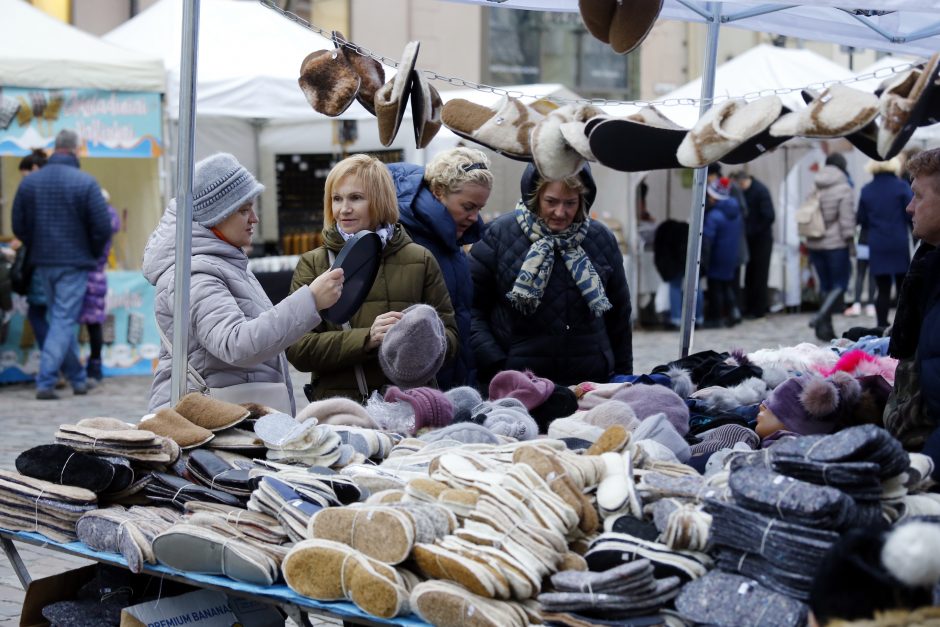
xmin=507 ymin=203 xmax=612 ymax=317
xmin=338 ymin=223 xmax=395 ymax=248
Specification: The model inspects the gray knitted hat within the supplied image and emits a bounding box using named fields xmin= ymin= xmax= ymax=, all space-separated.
xmin=379 ymin=304 xmax=447 ymax=388
xmin=192 ymin=153 xmax=264 ymax=227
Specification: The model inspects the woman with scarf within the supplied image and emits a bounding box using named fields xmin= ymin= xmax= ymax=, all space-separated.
xmin=287 ymin=154 xmax=458 ymax=401
xmin=470 ymin=163 xmax=633 ymax=386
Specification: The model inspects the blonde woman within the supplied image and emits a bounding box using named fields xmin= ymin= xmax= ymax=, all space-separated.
xmin=388 ymin=147 xmax=493 ymax=388
xmin=287 ymin=154 xmax=458 ymax=401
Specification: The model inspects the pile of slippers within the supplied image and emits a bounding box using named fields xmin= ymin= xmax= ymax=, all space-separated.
xmin=0 ymin=469 xmax=98 ymax=542
xmin=253 ymin=412 xmax=347 ymax=466
xmin=144 ymin=471 xmax=241 ymax=510
xmin=55 ymin=418 xmax=180 ymax=466
xmin=16 ymin=443 xmax=136 ymax=497
xmin=140 ymin=392 xmax=252 ymax=450
xmin=76 ymin=505 xmax=178 ymax=573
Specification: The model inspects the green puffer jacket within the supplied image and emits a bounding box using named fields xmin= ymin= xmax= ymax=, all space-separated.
xmin=286 ymin=225 xmax=458 ymax=401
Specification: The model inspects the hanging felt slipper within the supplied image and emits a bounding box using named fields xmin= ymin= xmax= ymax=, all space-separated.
xmin=531 ymin=104 xmax=604 ymax=181
xmin=589 ymin=107 xmax=688 ymax=171
xmin=298 ymin=48 xmax=360 ymax=117
xmin=770 ymin=84 xmax=879 ymax=139
xmin=374 ymin=41 xmax=420 ymax=146
xmin=441 ymin=95 xmax=544 ymax=161
xmin=677 ymin=96 xmax=783 ymax=168
xmin=578 ymin=0 xmax=664 ymax=55
xmin=332 ymin=30 xmax=385 ymax=115
xmin=410 ymin=69 xmax=443 ymax=149
xmin=878 ymin=53 xmax=940 ymax=159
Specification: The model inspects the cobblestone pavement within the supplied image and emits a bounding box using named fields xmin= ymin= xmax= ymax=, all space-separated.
xmin=0 ymin=309 xmax=872 ymax=624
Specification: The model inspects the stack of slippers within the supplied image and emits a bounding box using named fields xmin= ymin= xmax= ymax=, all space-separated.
xmin=410 ymin=580 xmax=532 ymax=627
xmin=283 ymin=538 xmax=417 ymax=619
xmin=55 ymin=418 xmax=179 ymax=467
xmin=76 ymin=505 xmax=179 ymax=573
xmin=332 ymin=426 xmax=396 ymax=462
xmin=248 ymin=476 xmax=324 ymax=542
xmin=183 ymin=501 xmax=288 ymax=546
xmin=596 ymin=451 xmax=643 ymax=520
xmin=248 ymin=466 xmax=349 ymax=507
xmin=0 ymin=469 xmax=98 ymax=542
xmin=253 ymin=412 xmax=346 ymax=466
xmin=338 ymin=463 xmax=407 ymax=495
xmin=203 ymin=426 xmax=266 ymax=455
xmin=185 ymin=449 xmax=253 ymax=499
xmin=636 ymin=471 xmax=726 ymax=505
xmin=584 ymin=533 xmax=712 ymax=584
xmin=182 ymin=510 xmax=289 ymax=567
xmin=152 ymin=522 xmax=280 ymax=586
xmin=404 ymin=477 xmax=479 ymax=521
xmin=538 ymin=558 xmax=682 ymax=619
xmin=144 ymin=471 xmax=241 ymax=511
xmin=15 ymin=444 xmax=136 ymax=496
xmin=513 ymin=445 xmax=599 ymax=534
xmin=675 ymin=570 xmax=808 ymax=627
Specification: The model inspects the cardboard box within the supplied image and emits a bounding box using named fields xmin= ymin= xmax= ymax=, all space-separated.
xmin=120 ymin=589 xmax=282 ymax=627
xmin=20 ymin=564 xmax=99 ymax=627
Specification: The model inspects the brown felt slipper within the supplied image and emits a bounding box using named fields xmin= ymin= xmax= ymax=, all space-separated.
xmin=175 ymin=393 xmax=250 ymax=432
xmin=307 ymin=506 xmax=415 ymax=564
xmin=341 ymin=551 xmax=410 ymax=618
xmin=298 ymin=48 xmax=360 ymax=117
xmin=587 ymin=424 xmax=631 ymax=456
xmin=412 ymin=543 xmax=503 ymax=598
xmin=410 ymin=580 xmax=527 ymax=627
xmin=283 ymin=539 xmax=359 ymax=601
xmin=139 ymin=409 xmax=214 ymax=449
xmin=441 ymin=96 xmax=543 ymax=161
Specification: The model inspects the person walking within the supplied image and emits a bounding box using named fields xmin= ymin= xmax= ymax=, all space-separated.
xmin=12 ymin=130 xmax=112 ymax=399
xmin=857 ymin=158 xmax=914 ymax=328
xmin=702 ymin=177 xmax=744 ymax=328
xmin=733 ymin=171 xmax=775 ymax=319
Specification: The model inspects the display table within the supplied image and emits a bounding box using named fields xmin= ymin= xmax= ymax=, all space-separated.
xmin=0 ymin=529 xmax=428 ymax=627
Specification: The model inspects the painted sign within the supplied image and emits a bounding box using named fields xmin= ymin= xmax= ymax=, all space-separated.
xmin=0 ymin=87 xmax=162 ymax=158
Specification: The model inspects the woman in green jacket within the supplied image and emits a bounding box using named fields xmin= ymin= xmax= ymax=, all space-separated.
xmin=287 ymin=154 xmax=458 ymax=401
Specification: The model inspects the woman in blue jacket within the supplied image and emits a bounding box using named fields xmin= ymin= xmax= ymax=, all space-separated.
xmin=857 ymin=158 xmax=913 ymax=328
xmin=388 ymin=148 xmax=493 ymax=389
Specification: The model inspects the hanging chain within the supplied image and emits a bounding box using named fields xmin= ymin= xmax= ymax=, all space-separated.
xmin=260 ymin=0 xmax=917 ymax=109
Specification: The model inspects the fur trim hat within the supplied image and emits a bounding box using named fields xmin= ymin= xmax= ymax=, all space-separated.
xmin=298 ymin=49 xmax=360 ymax=117
xmin=192 ymin=153 xmax=264 ymax=227
xmin=612 ymin=383 xmax=690 ymax=436
xmin=384 ymin=386 xmax=454 ymax=432
xmin=488 ymin=369 xmax=554 ymax=411
xmin=762 ymin=374 xmax=860 ymax=436
xmin=677 ymin=96 xmax=783 ymax=169
xmin=770 ymin=84 xmax=879 ymax=139
xmin=379 ymin=304 xmax=447 ymax=389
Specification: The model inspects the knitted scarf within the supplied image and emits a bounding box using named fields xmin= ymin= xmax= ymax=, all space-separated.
xmin=338 ymin=223 xmax=395 ymax=248
xmin=507 ymin=203 xmax=611 ymax=317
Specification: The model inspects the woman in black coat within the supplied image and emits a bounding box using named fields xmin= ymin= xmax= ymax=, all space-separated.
xmin=470 ymin=163 xmax=633 ymax=386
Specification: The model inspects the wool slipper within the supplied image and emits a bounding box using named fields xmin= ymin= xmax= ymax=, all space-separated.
xmin=374 ymin=41 xmax=420 ymax=146
xmin=433 ymin=539 xmax=513 ymax=600
xmin=596 ymin=451 xmax=643 ymax=519
xmin=152 ymin=524 xmax=276 ymax=585
xmin=308 ymin=506 xmax=415 ymax=564
xmin=531 ymin=105 xmax=603 ymax=181
xmin=559 ymin=117 xmax=604 ymax=161
xmin=441 ymin=95 xmax=543 ymax=161
xmin=205 ymin=426 xmax=265 ymax=452
xmin=406 ymin=477 xmax=453 ymax=502
xmin=677 ymin=96 xmax=783 ymax=168
xmin=174 ymin=393 xmax=250 ymax=432
xmin=797 ymin=88 xmax=881 ymax=160
xmin=878 ymin=53 xmax=940 ymax=159
xmin=387 ymin=501 xmax=456 ymax=540
xmin=15 ymin=444 xmax=116 ymax=493
xmin=589 ymin=108 xmax=687 ymax=172
xmin=184 ymin=501 xmax=287 ymax=544
xmin=296 ymin=397 xmax=378 ymax=429
xmin=331 ymin=30 xmax=385 ymax=115
xmin=513 ymin=445 xmax=595 ymax=532
xmin=439 ymin=536 xmax=536 ymax=599
xmin=719 ymin=105 xmax=793 ymax=165
xmin=410 ymin=69 xmax=443 ymax=149
xmin=298 ymin=48 xmax=360 ymax=117
xmin=341 ymin=550 xmax=410 ymax=618
xmin=139 ymin=408 xmax=215 ymax=449
xmin=587 ymin=424 xmax=631 ymax=456
xmin=284 ymin=539 xmax=357 ymax=600
xmin=410 ymin=580 xmax=525 ymax=627
xmin=439 ymin=487 xmax=479 ymax=518
xmin=770 ymin=84 xmax=879 ymax=139
xmin=412 ymin=542 xmax=502 ymax=598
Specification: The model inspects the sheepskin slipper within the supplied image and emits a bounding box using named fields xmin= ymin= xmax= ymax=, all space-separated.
xmin=341 ymin=549 xmax=411 ymax=618
xmin=441 ymin=96 xmax=544 ymax=161
xmin=578 ymin=0 xmax=663 ymax=55
xmin=331 ymin=30 xmax=385 ymax=115
xmin=174 ymin=393 xmax=250 ymax=432
xmin=878 ymin=53 xmax=940 ymax=159
xmin=719 ymin=105 xmax=794 ymax=165
xmin=412 ymin=542 xmax=503 ymax=598
xmin=205 ymin=426 xmax=265 ymax=452
xmin=513 ymin=445 xmax=597 ymax=533
xmin=596 ymin=451 xmax=642 ymax=519
xmin=374 ymin=41 xmax=419 ymax=147
xmin=16 ymin=444 xmax=117 ymax=493
xmin=677 ymin=96 xmax=783 ymax=168
xmin=559 ymin=116 xmax=605 ymax=161
xmin=152 ymin=523 xmax=277 ymax=585
xmin=531 ymin=105 xmax=603 ymax=181
xmin=139 ymin=408 xmax=215 ymax=449
xmin=307 ymin=506 xmax=415 ymax=564
xmin=586 ymin=424 xmax=631 ymax=456
xmin=297 ymin=48 xmax=360 ymax=117
xmin=411 ymin=69 xmax=443 ymax=149
xmin=770 ymin=84 xmax=878 ymax=139
xmin=410 ymin=580 xmax=528 ymax=627
xmin=588 ymin=108 xmax=687 ymax=172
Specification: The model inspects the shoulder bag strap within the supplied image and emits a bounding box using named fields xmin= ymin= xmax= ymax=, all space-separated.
xmin=328 ymin=249 xmax=370 ymax=400
xmin=156 ymin=321 xmax=210 ymax=394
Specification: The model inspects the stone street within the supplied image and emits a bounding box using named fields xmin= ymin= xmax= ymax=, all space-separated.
xmin=0 ymin=309 xmax=872 ymax=624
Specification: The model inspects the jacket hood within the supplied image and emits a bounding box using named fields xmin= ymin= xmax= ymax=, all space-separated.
xmin=520 ymin=162 xmax=598 ymax=213
xmin=142 ymin=199 xmax=248 ymax=286
xmin=815 ymin=164 xmax=848 ymax=190
xmin=388 ymin=162 xmax=483 ymax=249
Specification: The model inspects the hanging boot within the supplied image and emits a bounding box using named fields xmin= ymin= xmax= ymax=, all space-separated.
xmin=814 ymin=288 xmax=844 ymax=342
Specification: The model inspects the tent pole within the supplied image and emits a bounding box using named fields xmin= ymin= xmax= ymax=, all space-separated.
xmin=170 ymin=0 xmax=200 ymax=405
xmin=679 ymin=1 xmax=722 ymax=358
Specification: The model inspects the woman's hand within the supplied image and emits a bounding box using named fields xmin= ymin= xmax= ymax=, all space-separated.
xmin=310 ymin=268 xmax=344 ymax=311
xmin=366 ymin=311 xmax=403 ymax=350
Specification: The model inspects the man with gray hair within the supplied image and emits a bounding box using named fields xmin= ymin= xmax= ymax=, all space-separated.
xmin=12 ymin=129 xmax=112 ymax=399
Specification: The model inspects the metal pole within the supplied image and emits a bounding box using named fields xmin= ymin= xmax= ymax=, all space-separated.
xmin=679 ymin=1 xmax=722 ymax=358
xmin=170 ymin=0 xmax=200 ymax=404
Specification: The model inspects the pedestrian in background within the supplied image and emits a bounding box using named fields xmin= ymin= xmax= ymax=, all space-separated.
xmin=702 ymin=177 xmax=744 ymax=328
xmin=16 ymin=149 xmax=50 ymax=350
xmin=732 ymin=171 xmax=775 ymax=319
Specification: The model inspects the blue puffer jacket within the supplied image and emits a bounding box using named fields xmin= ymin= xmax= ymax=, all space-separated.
xmin=703 ymin=197 xmax=743 ymax=281
xmin=12 ymin=152 xmax=111 ymax=270
xmin=857 ymin=172 xmax=913 ymax=277
xmin=388 ymin=162 xmax=483 ymax=389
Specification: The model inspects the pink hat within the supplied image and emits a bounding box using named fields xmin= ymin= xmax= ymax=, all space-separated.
xmin=384 ymin=386 xmax=454 ymax=431
xmin=488 ymin=369 xmax=554 ymax=411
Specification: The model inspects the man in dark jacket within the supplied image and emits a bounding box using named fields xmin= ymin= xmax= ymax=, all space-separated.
xmin=12 ymin=130 xmax=112 ymax=399
xmin=733 ymin=171 xmax=776 ymax=319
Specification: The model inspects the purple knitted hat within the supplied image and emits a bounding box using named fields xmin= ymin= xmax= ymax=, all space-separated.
xmin=763 ymin=374 xmax=860 ymax=436
xmin=384 ymin=386 xmax=454 ymax=431
xmin=488 ymin=369 xmax=554 ymax=410
xmin=612 ymin=383 xmax=690 ymax=436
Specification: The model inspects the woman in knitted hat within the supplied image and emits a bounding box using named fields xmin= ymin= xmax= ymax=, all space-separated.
xmin=469 ymin=163 xmax=633 ymax=386
xmin=143 ymin=153 xmax=344 ymax=415
xmin=388 ymin=147 xmax=493 ymax=390
xmin=287 ymin=154 xmax=458 ymax=401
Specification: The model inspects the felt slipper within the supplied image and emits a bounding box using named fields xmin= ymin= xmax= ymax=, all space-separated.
xmin=284 ymin=539 xmax=357 ymax=601
xmin=331 ymin=30 xmax=385 ymax=115
xmin=412 ymin=543 xmax=503 ymax=598
xmin=298 ymin=48 xmax=360 ymax=117
xmin=341 ymin=550 xmax=411 ymax=618
xmin=308 ymin=506 xmax=415 ymax=564
xmin=677 ymin=96 xmax=783 ymax=168
xmin=15 ymin=444 xmax=117 ymax=493
xmin=878 ymin=53 xmax=940 ymax=159
xmin=769 ymin=84 xmax=879 ymax=139
xmin=531 ymin=104 xmax=604 ymax=181
xmin=578 ymin=0 xmax=664 ymax=55
xmin=589 ymin=108 xmax=687 ymax=172
xmin=139 ymin=408 xmax=214 ymax=449
xmin=205 ymin=426 xmax=265 ymax=452
xmin=441 ymin=95 xmax=543 ymax=161
xmin=410 ymin=580 xmax=527 ymax=627
xmin=152 ymin=524 xmax=277 ymax=585
xmin=175 ymin=393 xmax=250 ymax=432
xmin=375 ymin=41 xmax=420 ymax=146
xmin=410 ymin=69 xmax=443 ymax=149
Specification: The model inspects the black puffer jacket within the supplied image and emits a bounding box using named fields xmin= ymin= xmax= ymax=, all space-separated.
xmin=469 ymin=165 xmax=633 ymax=386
